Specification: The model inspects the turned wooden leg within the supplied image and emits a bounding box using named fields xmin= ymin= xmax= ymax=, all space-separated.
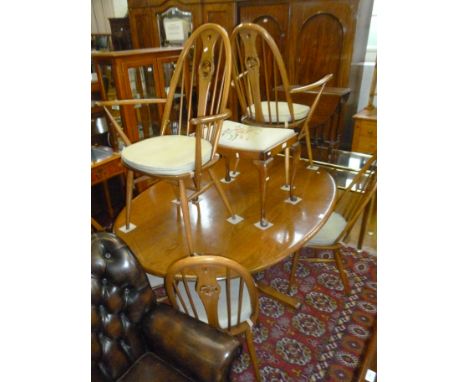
xmin=125 ymin=169 xmax=134 ymax=229
xmin=232 ymin=155 xmax=240 ymax=175
xmin=102 ymin=180 xmax=114 ymax=218
xmin=252 ymin=158 xmax=274 ymax=227
xmin=288 ymin=251 xmax=300 ymax=294
xmin=178 ymin=179 xmax=195 ymax=256
xmin=284 ymin=147 xmax=290 ymax=188
xmin=223 ymin=154 xmax=232 ymax=182
xmin=304 ymin=122 xmax=314 ymax=167
xmin=334 ymin=248 xmax=350 ymax=295
xmin=245 ymin=328 xmax=261 ymax=382
xmin=208 ymin=168 xmax=235 ymax=217
xmin=288 ymin=142 xmax=301 ymax=202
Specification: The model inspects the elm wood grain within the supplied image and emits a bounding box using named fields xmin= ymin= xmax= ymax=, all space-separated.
xmin=113 ymin=158 xmax=336 ymax=278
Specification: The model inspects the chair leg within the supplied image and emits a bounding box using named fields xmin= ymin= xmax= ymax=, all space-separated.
xmin=208 ymin=168 xmax=235 ymax=217
xmin=334 ymin=248 xmax=350 ymax=295
xmin=252 ymin=158 xmax=274 ymax=227
xmin=178 ymin=179 xmax=195 ymax=255
xmin=304 ymin=122 xmax=314 ymax=167
xmin=288 ymin=142 xmax=301 ymax=202
xmin=288 ymin=251 xmax=300 ymax=294
xmin=284 ymin=147 xmax=290 ymax=188
xmin=245 ymin=328 xmax=261 ymax=382
xmin=125 ymin=169 xmax=134 ymax=229
xmin=223 ymin=154 xmax=232 ymax=182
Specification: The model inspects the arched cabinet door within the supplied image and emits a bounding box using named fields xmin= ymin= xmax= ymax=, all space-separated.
xmin=289 ymin=1 xmax=358 ymax=88
xmin=238 ymin=2 xmax=289 ymax=60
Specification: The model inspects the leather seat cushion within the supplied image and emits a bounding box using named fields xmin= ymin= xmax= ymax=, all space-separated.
xmin=117 ymin=352 xmax=190 ymax=382
xmin=307 ymin=212 xmax=348 ymax=246
xmin=247 ymin=101 xmax=310 ymax=123
xmin=122 ymin=135 xmax=212 ymax=176
xmin=176 ymin=277 xmax=252 ymax=330
xmin=219 ymin=120 xmax=296 ymax=152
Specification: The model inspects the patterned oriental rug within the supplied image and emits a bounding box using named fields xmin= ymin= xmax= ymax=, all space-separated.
xmin=155 ymin=246 xmax=377 ymax=382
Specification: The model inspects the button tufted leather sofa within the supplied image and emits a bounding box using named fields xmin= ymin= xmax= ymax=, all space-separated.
xmin=92 ymin=232 xmax=242 ymax=382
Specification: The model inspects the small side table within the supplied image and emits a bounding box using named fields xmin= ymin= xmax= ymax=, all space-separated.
xmin=352 ymin=107 xmax=377 ymax=154
xmin=92 ymin=146 xmax=125 ymax=221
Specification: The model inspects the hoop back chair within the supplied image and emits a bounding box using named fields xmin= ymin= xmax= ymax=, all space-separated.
xmin=97 ymin=24 xmax=239 ymax=255
xmin=166 ymin=256 xmax=261 ymax=381
xmin=289 ymin=153 xmax=377 ymax=294
xmin=226 ymin=22 xmax=333 ymax=169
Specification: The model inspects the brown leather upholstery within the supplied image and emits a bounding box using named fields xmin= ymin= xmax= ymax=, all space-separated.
xmin=92 ymin=232 xmax=241 ymax=382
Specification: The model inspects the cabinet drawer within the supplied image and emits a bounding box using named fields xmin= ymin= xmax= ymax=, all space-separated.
xmin=357 ymin=120 xmax=377 ymax=139
xmin=92 ymin=157 xmax=124 ymax=185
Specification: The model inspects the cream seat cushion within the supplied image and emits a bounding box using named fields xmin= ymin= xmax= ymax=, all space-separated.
xmin=122 ymin=135 xmax=212 ymax=176
xmin=175 ymin=277 xmax=252 ymax=330
xmin=307 ymin=212 xmax=348 ymax=246
xmin=247 ymin=101 xmax=310 ymax=123
xmin=219 ymin=120 xmax=296 ymax=152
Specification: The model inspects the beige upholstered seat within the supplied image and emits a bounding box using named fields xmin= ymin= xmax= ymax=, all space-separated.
xmin=220 ymin=120 xmax=296 ymax=152
xmin=289 ymin=153 xmax=377 ymax=295
xmin=122 ymin=135 xmax=213 ymax=176
xmin=306 ymin=212 xmax=347 ymax=246
xmin=247 ymin=101 xmax=310 ymax=123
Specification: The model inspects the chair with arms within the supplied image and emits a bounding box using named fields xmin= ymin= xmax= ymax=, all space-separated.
xmin=165 ymin=256 xmax=261 ymax=382
xmin=91 ymin=232 xmax=241 ymax=382
xmin=97 ymin=24 xmax=241 ymax=256
xmin=218 ymin=23 xmax=333 ymax=228
xmin=289 ymin=153 xmax=377 ymax=295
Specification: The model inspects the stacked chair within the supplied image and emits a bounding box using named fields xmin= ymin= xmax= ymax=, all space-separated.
xmin=97 ymin=23 xmax=241 ymax=256
xmin=218 ymin=23 xmax=333 ymax=228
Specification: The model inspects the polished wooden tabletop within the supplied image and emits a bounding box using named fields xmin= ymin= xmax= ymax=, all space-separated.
xmin=114 ymin=157 xmax=337 ymax=277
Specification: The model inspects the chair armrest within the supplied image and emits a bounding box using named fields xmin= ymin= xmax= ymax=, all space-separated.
xmin=190 ymin=110 xmax=232 ymax=126
xmin=95 ymin=98 xmax=167 ymax=107
xmin=290 ymin=73 xmax=333 ymax=94
xmin=142 ymin=303 xmax=241 ymax=382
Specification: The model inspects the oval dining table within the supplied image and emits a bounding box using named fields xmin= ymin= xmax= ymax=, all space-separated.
xmin=114 ymin=156 xmax=337 ymax=308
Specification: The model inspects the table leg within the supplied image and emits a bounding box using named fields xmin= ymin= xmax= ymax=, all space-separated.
xmin=256 ymin=282 xmax=301 ymax=309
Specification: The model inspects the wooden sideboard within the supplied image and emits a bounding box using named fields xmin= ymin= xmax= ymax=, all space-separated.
xmin=351 ymin=107 xmax=376 ymax=154
xmin=126 ymin=0 xmax=371 ymax=151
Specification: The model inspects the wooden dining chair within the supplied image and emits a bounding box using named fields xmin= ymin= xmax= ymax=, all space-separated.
xmin=225 ymin=22 xmax=333 ymax=171
xmin=165 ymin=255 xmax=261 ymax=382
xmin=217 ymin=23 xmax=332 ymax=228
xmin=97 ymin=24 xmax=242 ymax=256
xmin=289 ymin=153 xmax=377 ymax=295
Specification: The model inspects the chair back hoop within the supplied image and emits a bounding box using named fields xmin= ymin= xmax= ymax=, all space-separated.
xmin=161 ymin=24 xmax=231 ymax=151
xmin=231 ymin=23 xmax=294 ymax=127
xmin=335 ymin=153 xmax=377 ymax=242
xmin=165 ymin=255 xmax=258 ymax=333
